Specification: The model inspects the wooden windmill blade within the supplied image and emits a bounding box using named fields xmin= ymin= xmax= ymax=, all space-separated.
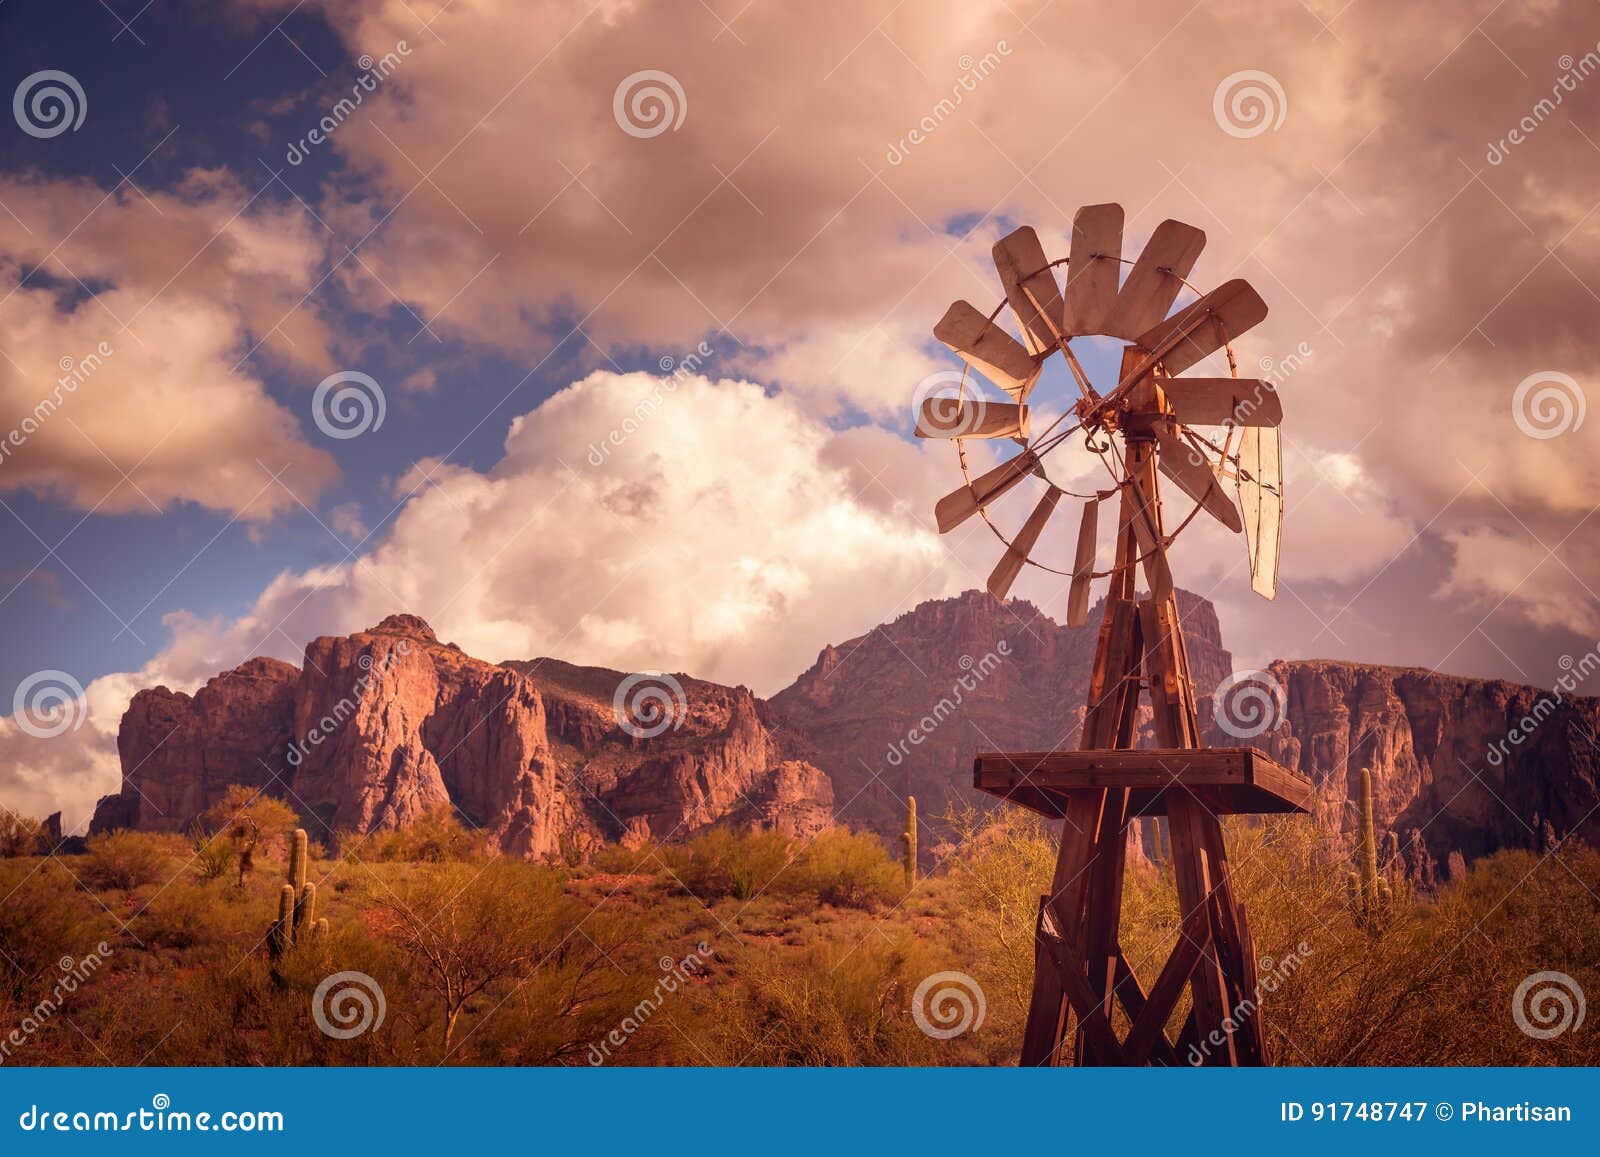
xmin=933 ymin=301 xmax=1044 ymax=401
xmin=1063 ymin=203 xmax=1123 ymax=336
xmin=1154 ymin=423 xmax=1242 ymax=533
xmin=993 ymin=226 xmax=1065 ymax=354
xmin=1133 ymin=279 xmax=1268 ymax=378
xmin=1237 ymin=426 xmax=1283 ymax=598
xmin=1162 ymin=378 xmax=1282 ymax=427
xmin=1101 ymin=220 xmax=1207 ymax=341
xmin=1123 ymin=472 xmax=1174 ymax=599
xmin=987 ymin=486 xmax=1062 ymax=599
xmin=915 ymin=399 xmax=1030 ymax=440
xmin=1065 ymin=493 xmax=1110 ymax=628
xmin=934 ymin=450 xmax=1040 ymax=534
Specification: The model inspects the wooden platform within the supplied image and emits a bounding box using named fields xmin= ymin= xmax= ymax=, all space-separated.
xmin=974 ymin=747 xmax=1313 ymax=818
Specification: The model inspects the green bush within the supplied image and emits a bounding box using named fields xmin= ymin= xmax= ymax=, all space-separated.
xmin=352 ymin=807 xmax=487 ymax=863
xmin=79 ymin=831 xmax=183 ymax=891
xmin=664 ymin=827 xmax=793 ymax=902
xmin=789 ymin=829 xmax=902 ymax=910
xmin=0 ymin=809 xmax=46 ymax=857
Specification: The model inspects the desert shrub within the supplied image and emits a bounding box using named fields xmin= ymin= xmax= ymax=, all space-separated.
xmin=78 ymin=831 xmax=183 ymax=891
xmin=663 ymin=827 xmax=793 ymax=901
xmin=134 ymin=881 xmax=236 ymax=950
xmin=198 ymin=786 xmax=299 ymax=885
xmin=692 ymin=931 xmax=957 ymax=1065
xmin=189 ymin=828 xmax=236 ymax=881
xmin=787 ymin=829 xmax=902 ymax=910
xmin=589 ymin=841 xmax=664 ymax=876
xmin=353 ymin=807 xmax=487 ymax=863
xmin=369 ymin=861 xmax=600 ymax=1056
xmin=0 ymin=809 xmax=46 ymax=857
xmin=0 ymin=861 xmax=111 ymax=1007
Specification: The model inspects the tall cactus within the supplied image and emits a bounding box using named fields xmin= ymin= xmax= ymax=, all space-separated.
xmin=269 ymin=828 xmax=315 ymax=960
xmin=289 ymin=828 xmax=308 ymax=893
xmin=900 ymin=796 xmax=918 ymax=888
xmin=1350 ymin=768 xmax=1390 ymax=931
xmin=269 ymin=883 xmax=296 ymax=960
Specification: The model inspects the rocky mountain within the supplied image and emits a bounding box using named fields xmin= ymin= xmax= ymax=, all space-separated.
xmin=769 ymin=588 xmax=1230 ymax=834
xmin=89 ymin=595 xmax=1600 ymax=875
xmin=92 ymin=615 xmax=832 ymax=856
xmin=1237 ymin=660 xmax=1600 ymax=875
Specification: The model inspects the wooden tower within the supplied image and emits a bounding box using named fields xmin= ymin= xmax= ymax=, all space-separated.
xmin=922 ymin=205 xmax=1312 ymax=1065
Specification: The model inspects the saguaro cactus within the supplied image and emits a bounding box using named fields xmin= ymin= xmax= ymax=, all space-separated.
xmin=1350 ymin=768 xmax=1390 ymax=931
xmin=269 ymin=827 xmax=316 ymax=959
xmin=269 ymin=883 xmax=296 ymax=960
xmin=900 ymin=796 xmax=918 ymax=888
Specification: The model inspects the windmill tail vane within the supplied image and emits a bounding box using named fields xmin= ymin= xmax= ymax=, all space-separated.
xmin=922 ymin=204 xmax=1284 ymax=615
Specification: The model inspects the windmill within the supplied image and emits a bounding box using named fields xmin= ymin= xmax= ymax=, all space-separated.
xmin=923 ymin=205 xmax=1312 ymax=1066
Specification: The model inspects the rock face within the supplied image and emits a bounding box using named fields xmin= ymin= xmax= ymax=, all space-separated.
xmin=1218 ymin=660 xmax=1600 ymax=870
xmin=94 ymin=657 xmax=300 ymax=833
xmin=92 ymin=593 xmax=1600 ymax=872
xmin=769 ymin=588 xmax=1230 ymax=834
xmin=92 ymin=616 xmax=832 ymax=857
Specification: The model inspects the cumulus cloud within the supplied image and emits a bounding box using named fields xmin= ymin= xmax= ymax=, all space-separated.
xmin=0 ymin=172 xmax=338 ymax=517
xmin=0 ymin=369 xmax=969 ymax=824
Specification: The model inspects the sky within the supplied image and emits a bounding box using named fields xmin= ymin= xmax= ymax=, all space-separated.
xmin=2 ymin=0 xmax=1599 ymax=829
